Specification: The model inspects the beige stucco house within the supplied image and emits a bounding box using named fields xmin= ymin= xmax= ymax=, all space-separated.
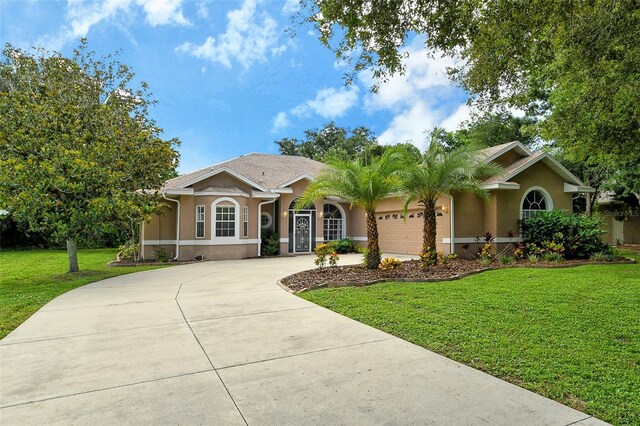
xmin=141 ymin=141 xmax=593 ymax=260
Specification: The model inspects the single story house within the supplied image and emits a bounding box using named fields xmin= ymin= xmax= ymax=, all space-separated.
xmin=141 ymin=141 xmax=594 ymax=260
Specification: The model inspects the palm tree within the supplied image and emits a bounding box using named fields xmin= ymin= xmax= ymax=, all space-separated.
xmin=398 ymin=142 xmax=503 ymax=254
xmin=296 ymin=148 xmax=404 ymax=268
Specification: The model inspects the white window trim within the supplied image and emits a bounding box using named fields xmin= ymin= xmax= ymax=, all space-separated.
xmin=243 ymin=206 xmax=249 ymax=238
xmin=323 ymin=201 xmax=346 ymax=239
xmin=212 ymin=197 xmax=241 ymax=241
xmin=195 ymin=205 xmax=205 ymax=239
xmin=520 ymin=186 xmax=553 ymax=220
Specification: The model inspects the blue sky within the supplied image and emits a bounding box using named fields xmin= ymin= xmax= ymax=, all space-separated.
xmin=1 ymin=0 xmax=471 ymax=173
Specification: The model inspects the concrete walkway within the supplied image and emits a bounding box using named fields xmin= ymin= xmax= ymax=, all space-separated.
xmin=1 ymin=254 xmax=607 ymax=425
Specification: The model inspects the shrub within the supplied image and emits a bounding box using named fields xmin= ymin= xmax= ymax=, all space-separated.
xmin=477 ymin=243 xmax=494 ymax=263
xmin=315 ymin=243 xmax=339 ymax=269
xmin=117 ymin=240 xmax=139 ymax=262
xmin=261 ymin=230 xmax=280 ymax=256
xmin=528 ymin=254 xmax=540 ymax=263
xmin=543 ymin=252 xmax=564 ymax=263
xmin=153 ymin=246 xmax=168 ymax=262
xmin=520 ymin=210 xmax=607 ymax=259
xmin=379 ymin=257 xmax=402 ymax=270
xmin=499 ymin=255 xmax=515 ymax=265
xmin=327 ymin=238 xmax=357 ymax=254
xmin=419 ymin=248 xmax=456 ymax=269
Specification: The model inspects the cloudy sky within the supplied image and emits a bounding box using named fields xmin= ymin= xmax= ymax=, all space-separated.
xmin=1 ymin=0 xmax=471 ymax=173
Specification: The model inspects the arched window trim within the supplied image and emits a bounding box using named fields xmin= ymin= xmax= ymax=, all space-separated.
xmin=212 ymin=197 xmax=241 ymax=241
xmin=323 ymin=201 xmax=346 ymax=240
xmin=261 ymin=211 xmax=273 ymax=229
xmin=520 ymin=186 xmax=553 ymax=220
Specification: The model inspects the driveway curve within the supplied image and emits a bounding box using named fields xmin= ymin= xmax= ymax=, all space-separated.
xmin=1 ymin=254 xmax=606 ymax=425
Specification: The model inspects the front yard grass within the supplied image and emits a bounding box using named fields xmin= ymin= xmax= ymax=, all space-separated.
xmin=300 ymin=250 xmax=640 ymax=425
xmin=0 ymin=249 xmax=166 ymax=339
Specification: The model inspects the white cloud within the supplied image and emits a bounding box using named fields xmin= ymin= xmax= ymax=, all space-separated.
xmin=42 ymin=0 xmax=189 ymax=50
xmin=362 ymin=36 xmax=472 ymax=149
xmin=441 ymin=103 xmax=471 ymax=131
xmin=136 ymin=0 xmax=190 ymax=26
xmin=271 ymin=112 xmax=291 ymax=133
xmin=292 ymin=86 xmax=359 ymax=119
xmin=282 ymin=0 xmax=300 ymax=14
xmin=377 ymin=101 xmax=438 ymax=150
xmin=196 ymin=1 xmax=209 ymax=19
xmin=176 ymin=0 xmax=286 ymax=70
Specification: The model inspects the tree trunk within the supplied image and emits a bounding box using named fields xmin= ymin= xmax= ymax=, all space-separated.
xmin=365 ymin=210 xmax=381 ymax=269
xmin=585 ymin=192 xmax=592 ymax=216
xmin=422 ymin=199 xmax=437 ymax=254
xmin=67 ymin=238 xmax=79 ymax=273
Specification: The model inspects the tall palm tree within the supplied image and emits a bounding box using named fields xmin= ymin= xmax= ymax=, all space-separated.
xmin=398 ymin=142 xmax=503 ymax=254
xmin=296 ymin=148 xmax=404 ymax=268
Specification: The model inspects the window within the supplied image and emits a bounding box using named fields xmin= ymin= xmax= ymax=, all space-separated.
xmin=521 ymin=189 xmax=550 ymax=220
xmin=323 ymin=203 xmax=343 ymax=241
xmin=196 ymin=205 xmax=205 ymax=238
xmin=261 ymin=212 xmax=272 ymax=229
xmin=215 ymin=205 xmax=236 ymax=237
xmin=243 ymin=206 xmax=249 ymax=238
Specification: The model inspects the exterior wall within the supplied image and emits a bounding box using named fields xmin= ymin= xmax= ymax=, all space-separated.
xmin=453 ymin=192 xmax=486 ymax=238
xmin=142 ymin=205 xmax=178 ymax=260
xmin=179 ymin=244 xmax=257 ymax=261
xmin=624 ymin=216 xmax=640 ymax=243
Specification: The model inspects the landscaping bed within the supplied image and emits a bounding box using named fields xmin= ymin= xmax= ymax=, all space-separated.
xmin=281 ymin=257 xmax=634 ymax=292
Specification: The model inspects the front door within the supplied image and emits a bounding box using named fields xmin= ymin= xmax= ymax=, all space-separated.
xmin=294 ymin=214 xmax=311 ymax=252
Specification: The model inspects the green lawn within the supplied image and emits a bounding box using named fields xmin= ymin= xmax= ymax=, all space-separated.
xmin=300 ymin=250 xmax=640 ymax=425
xmin=0 ymin=249 xmax=166 ymax=339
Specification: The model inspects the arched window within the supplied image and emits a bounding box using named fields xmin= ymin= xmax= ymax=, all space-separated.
xmin=212 ymin=197 xmax=240 ymax=239
xmin=521 ymin=188 xmax=552 ymax=220
xmin=323 ymin=203 xmax=343 ymax=241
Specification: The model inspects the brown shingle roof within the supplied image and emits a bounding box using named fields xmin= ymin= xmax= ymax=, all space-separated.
xmin=482 ymin=151 xmax=545 ymax=185
xmin=164 ymin=153 xmax=325 ymax=191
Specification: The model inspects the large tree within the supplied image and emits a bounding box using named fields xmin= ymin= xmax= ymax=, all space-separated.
xmin=0 ymin=41 xmax=179 ymax=272
xmin=398 ymin=142 xmax=502 ymax=253
xmin=296 ymin=148 xmax=404 ymax=268
xmin=304 ymin=1 xmax=639 ymax=167
xmin=455 ymin=111 xmax=539 ymax=150
xmin=275 ymin=122 xmax=378 ymax=163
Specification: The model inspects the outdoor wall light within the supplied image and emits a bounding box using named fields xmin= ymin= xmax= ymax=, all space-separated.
xmin=283 ymin=210 xmax=287 ymax=218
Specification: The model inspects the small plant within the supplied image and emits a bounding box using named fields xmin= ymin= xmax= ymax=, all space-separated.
xmin=528 ymin=254 xmax=540 ymax=263
xmin=153 ymin=246 xmax=168 ymax=262
xmin=420 ymin=248 xmax=457 ymax=269
xmin=542 ymin=252 xmax=564 ymax=263
xmin=541 ymin=240 xmax=565 ymax=255
xmin=499 ymin=255 xmax=515 ymax=265
xmin=590 ymin=251 xmax=615 ymax=262
xmin=512 ymin=242 xmax=525 ymax=260
xmin=327 ymin=238 xmax=356 ymax=254
xmin=477 ymin=242 xmax=494 ymax=264
xmin=315 ymin=243 xmax=339 ymax=269
xmin=461 ymin=244 xmax=470 ymax=253
xmin=117 ymin=240 xmax=139 ymax=262
xmin=483 ymin=231 xmax=494 ymax=242
xmin=479 ymin=257 xmax=492 ymax=267
xmin=379 ymin=257 xmax=402 ymax=270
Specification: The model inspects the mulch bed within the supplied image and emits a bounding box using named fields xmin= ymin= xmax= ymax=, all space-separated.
xmin=280 ymin=257 xmax=636 ymax=293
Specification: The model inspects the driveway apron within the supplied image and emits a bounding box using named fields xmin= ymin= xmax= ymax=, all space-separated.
xmin=0 ymin=254 xmax=607 ymax=425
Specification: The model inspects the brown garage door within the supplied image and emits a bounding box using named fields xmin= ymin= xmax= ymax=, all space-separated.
xmin=377 ymin=209 xmax=450 ymax=255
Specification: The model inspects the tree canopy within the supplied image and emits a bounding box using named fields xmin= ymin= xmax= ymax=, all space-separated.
xmin=0 ymin=40 xmax=180 ymax=271
xmin=305 ymin=1 xmax=639 ymax=167
xmin=275 ymin=121 xmax=377 ymax=163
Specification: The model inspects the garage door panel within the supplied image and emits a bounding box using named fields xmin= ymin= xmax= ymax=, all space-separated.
xmin=377 ymin=209 xmax=449 ymax=255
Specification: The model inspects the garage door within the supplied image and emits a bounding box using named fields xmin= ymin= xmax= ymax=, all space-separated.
xmin=377 ymin=209 xmax=449 ymax=255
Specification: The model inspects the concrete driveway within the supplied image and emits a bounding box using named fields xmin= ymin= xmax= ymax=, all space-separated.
xmin=1 ymin=254 xmax=606 ymax=425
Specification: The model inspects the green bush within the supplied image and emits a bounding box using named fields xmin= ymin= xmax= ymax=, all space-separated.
xmin=153 ymin=246 xmax=168 ymax=262
xmin=261 ymin=230 xmax=280 ymax=256
xmin=117 ymin=240 xmax=139 ymax=261
xmin=327 ymin=238 xmax=357 ymax=254
xmin=520 ymin=210 xmax=607 ymax=259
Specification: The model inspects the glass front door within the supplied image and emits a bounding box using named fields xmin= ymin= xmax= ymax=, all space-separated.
xmin=294 ymin=214 xmax=311 ymax=252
